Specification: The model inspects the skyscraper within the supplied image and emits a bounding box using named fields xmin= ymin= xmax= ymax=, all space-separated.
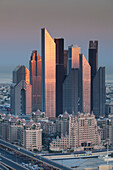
xmin=54 ymin=38 xmax=65 ymax=117
xmin=79 ymin=54 xmax=91 ymax=113
xmin=93 ymin=67 xmax=105 ymax=117
xmin=64 ymin=50 xmax=68 ymax=77
xmin=63 ymin=68 xmax=79 ymax=114
xmin=10 ymin=65 xmax=32 ymax=115
xmin=88 ymin=41 xmax=98 ymax=111
xmin=41 ymin=28 xmax=56 ymax=118
xmin=29 ymin=51 xmax=42 ymax=111
xmin=68 ymin=44 xmax=81 ymax=74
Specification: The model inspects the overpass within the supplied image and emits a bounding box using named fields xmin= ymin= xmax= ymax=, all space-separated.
xmin=0 ymin=139 xmax=71 ymax=170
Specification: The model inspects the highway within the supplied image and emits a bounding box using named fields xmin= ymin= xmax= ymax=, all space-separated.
xmin=0 ymin=139 xmax=71 ymax=170
xmin=0 ymin=155 xmax=28 ymax=170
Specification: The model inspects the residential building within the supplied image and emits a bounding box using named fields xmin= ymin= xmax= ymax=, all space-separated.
xmin=23 ymin=120 xmax=42 ymax=151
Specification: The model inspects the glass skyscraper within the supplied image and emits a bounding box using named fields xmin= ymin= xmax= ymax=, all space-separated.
xmin=41 ymin=28 xmax=56 ymax=118
xmin=68 ymin=44 xmax=81 ymax=74
xmin=79 ymin=54 xmax=91 ymax=113
xmin=29 ymin=51 xmax=42 ymax=111
xmin=88 ymin=41 xmax=98 ymax=111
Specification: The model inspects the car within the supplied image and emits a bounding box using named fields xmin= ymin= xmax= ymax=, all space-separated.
xmin=18 ymin=147 xmax=20 ymax=150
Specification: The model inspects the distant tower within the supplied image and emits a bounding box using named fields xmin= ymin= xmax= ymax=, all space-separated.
xmin=29 ymin=51 xmax=42 ymax=111
xmin=79 ymin=54 xmax=91 ymax=113
xmin=54 ymin=38 xmax=65 ymax=117
xmin=68 ymin=44 xmax=81 ymax=74
xmin=41 ymin=28 xmax=56 ymax=118
xmin=88 ymin=41 xmax=98 ymax=111
xmin=10 ymin=65 xmax=32 ymax=115
xmin=93 ymin=67 xmax=105 ymax=117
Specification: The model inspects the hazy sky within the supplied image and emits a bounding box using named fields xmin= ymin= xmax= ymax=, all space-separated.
xmin=0 ymin=0 xmax=113 ymax=82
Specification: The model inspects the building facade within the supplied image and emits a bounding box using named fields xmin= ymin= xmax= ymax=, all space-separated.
xmin=10 ymin=65 xmax=32 ymax=115
xmin=79 ymin=54 xmax=91 ymax=113
xmin=41 ymin=28 xmax=56 ymax=118
xmin=29 ymin=51 xmax=42 ymax=111
xmin=88 ymin=41 xmax=98 ymax=111
xmin=54 ymin=38 xmax=65 ymax=117
xmin=93 ymin=67 xmax=105 ymax=117
xmin=68 ymin=44 xmax=81 ymax=74
xmin=63 ymin=69 xmax=79 ymax=114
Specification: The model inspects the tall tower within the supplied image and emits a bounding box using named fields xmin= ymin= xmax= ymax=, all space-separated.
xmin=41 ymin=28 xmax=56 ymax=118
xmin=54 ymin=38 xmax=65 ymax=117
xmin=79 ymin=54 xmax=91 ymax=113
xmin=63 ymin=68 xmax=79 ymax=114
xmin=88 ymin=41 xmax=98 ymax=111
xmin=10 ymin=65 xmax=32 ymax=115
xmin=68 ymin=44 xmax=81 ymax=74
xmin=93 ymin=67 xmax=105 ymax=117
xmin=29 ymin=51 xmax=42 ymax=111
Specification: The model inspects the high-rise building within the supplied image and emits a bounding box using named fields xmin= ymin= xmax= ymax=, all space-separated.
xmin=68 ymin=44 xmax=81 ymax=74
xmin=64 ymin=50 xmax=68 ymax=77
xmin=63 ymin=69 xmax=79 ymax=114
xmin=54 ymin=38 xmax=65 ymax=117
xmin=10 ymin=65 xmax=32 ymax=115
xmin=79 ymin=54 xmax=91 ymax=113
xmin=29 ymin=51 xmax=42 ymax=111
xmin=93 ymin=67 xmax=105 ymax=117
xmin=41 ymin=28 xmax=56 ymax=118
xmin=88 ymin=41 xmax=98 ymax=111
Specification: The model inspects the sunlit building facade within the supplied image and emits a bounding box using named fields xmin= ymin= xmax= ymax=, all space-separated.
xmin=10 ymin=65 xmax=32 ymax=115
xmin=41 ymin=28 xmax=56 ymax=118
xmin=29 ymin=51 xmax=42 ymax=111
xmin=79 ymin=54 xmax=91 ymax=113
xmin=68 ymin=44 xmax=81 ymax=74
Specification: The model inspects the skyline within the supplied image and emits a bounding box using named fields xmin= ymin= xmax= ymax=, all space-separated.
xmin=0 ymin=0 xmax=113 ymax=83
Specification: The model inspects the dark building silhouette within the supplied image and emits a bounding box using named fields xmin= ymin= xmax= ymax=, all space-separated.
xmin=63 ymin=69 xmax=79 ymax=114
xmin=29 ymin=51 xmax=42 ymax=111
xmin=54 ymin=38 xmax=65 ymax=117
xmin=64 ymin=50 xmax=68 ymax=77
xmin=93 ymin=67 xmax=105 ymax=117
xmin=88 ymin=41 xmax=98 ymax=111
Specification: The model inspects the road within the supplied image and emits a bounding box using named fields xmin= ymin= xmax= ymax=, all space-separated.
xmin=0 ymin=155 xmax=28 ymax=170
xmin=0 ymin=139 xmax=71 ymax=170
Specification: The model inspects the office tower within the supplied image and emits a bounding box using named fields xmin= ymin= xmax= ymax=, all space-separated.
xmin=79 ymin=54 xmax=91 ymax=113
xmin=54 ymin=38 xmax=65 ymax=117
xmin=64 ymin=50 xmax=68 ymax=76
xmin=10 ymin=65 xmax=32 ymax=115
xmin=93 ymin=67 xmax=105 ymax=117
xmin=29 ymin=51 xmax=42 ymax=111
xmin=41 ymin=28 xmax=56 ymax=118
xmin=68 ymin=44 xmax=81 ymax=74
xmin=63 ymin=68 xmax=79 ymax=114
xmin=89 ymin=41 xmax=98 ymax=111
